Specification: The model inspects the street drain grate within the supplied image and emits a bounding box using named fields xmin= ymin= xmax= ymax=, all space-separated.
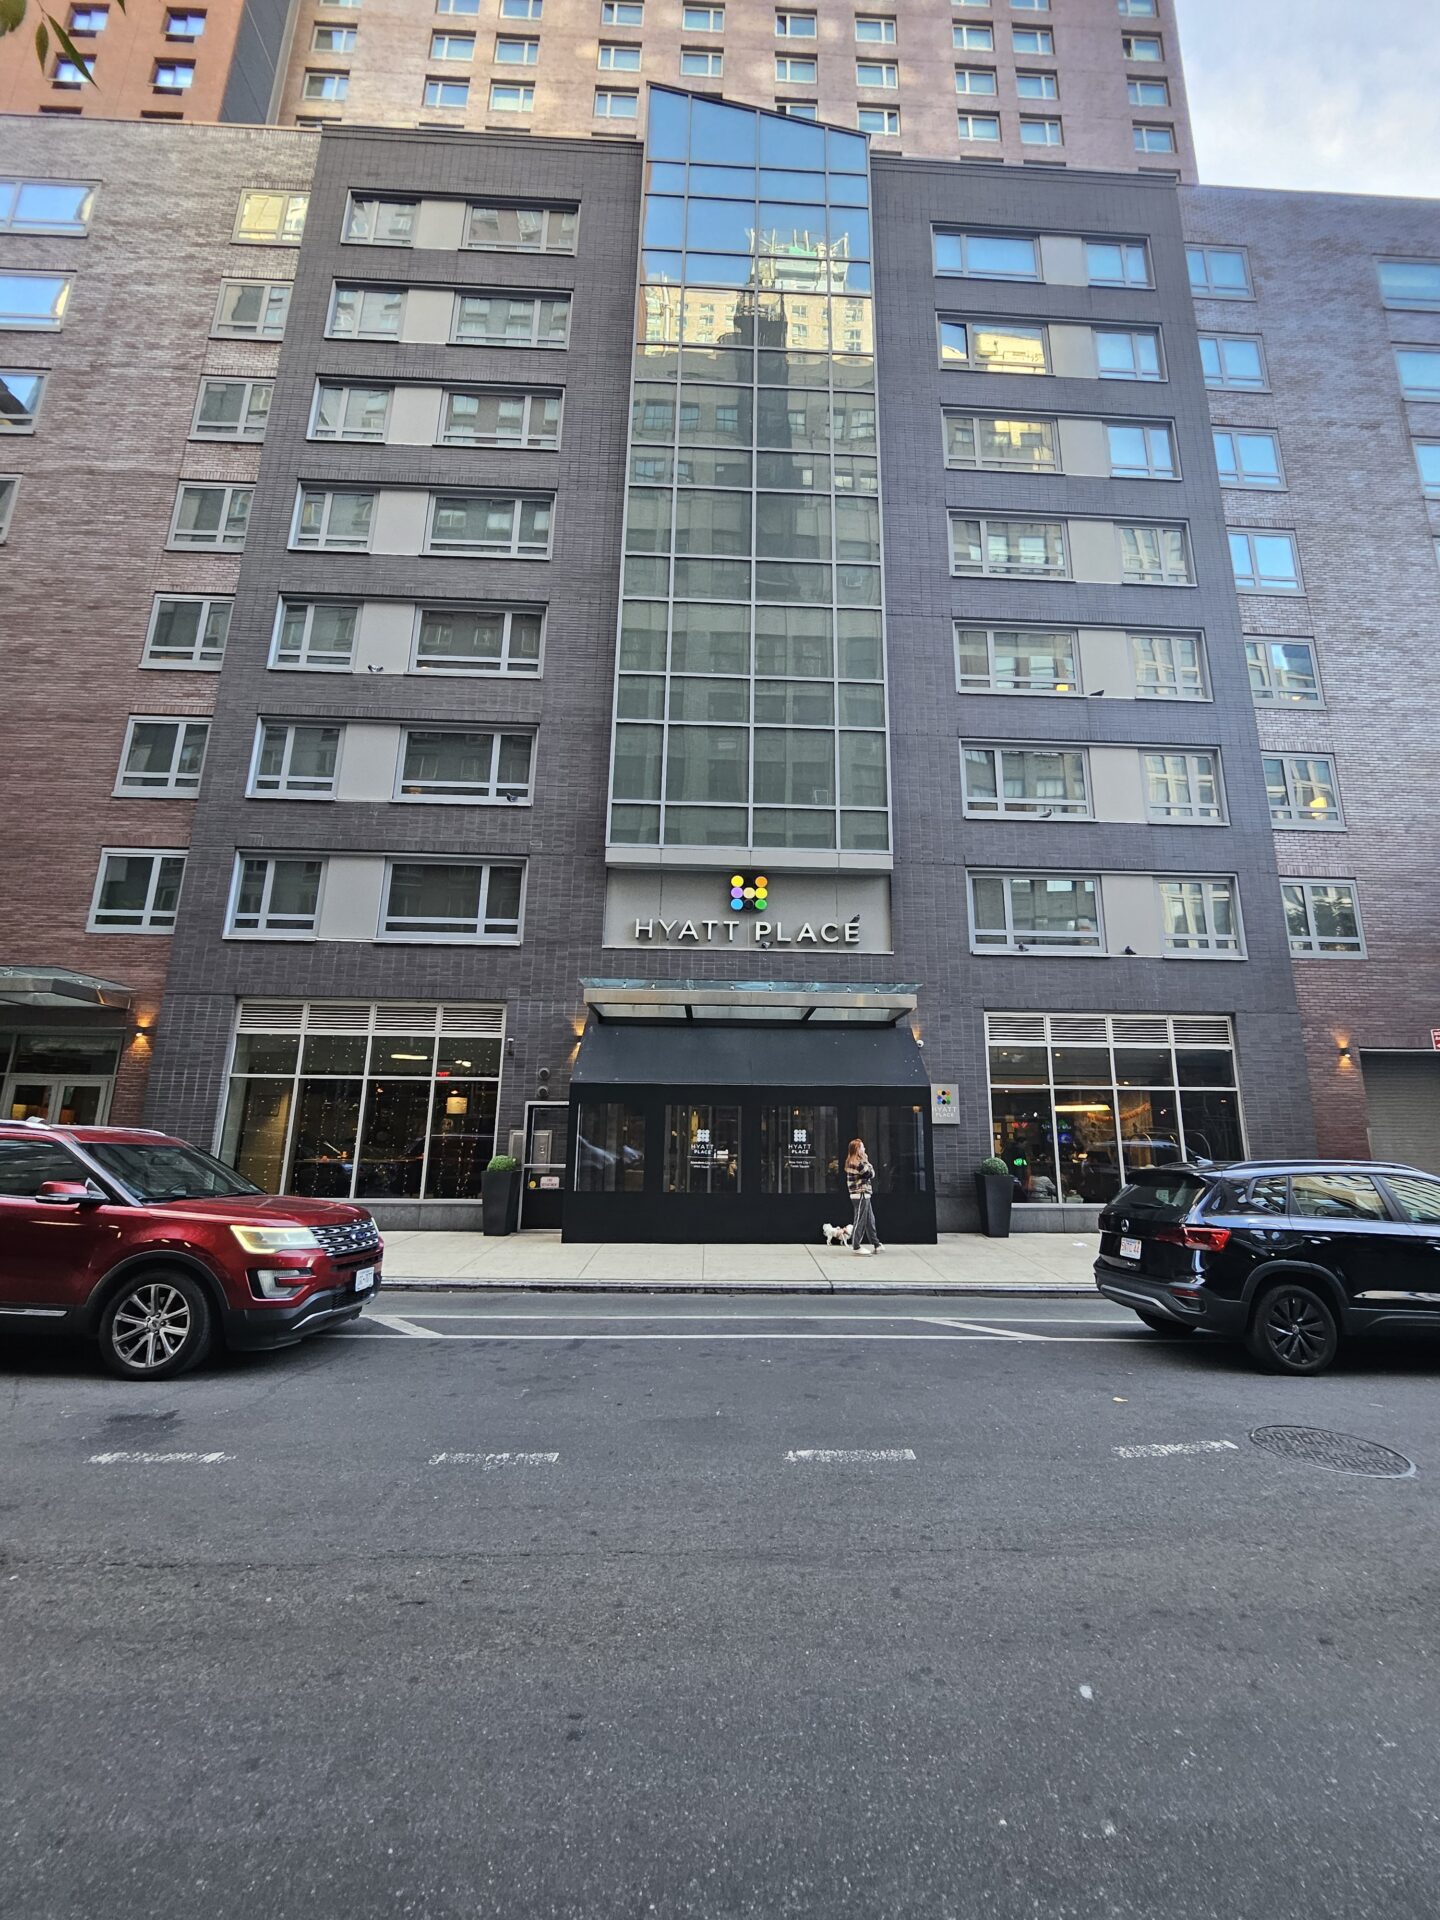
xmin=1249 ymin=1425 xmax=1415 ymax=1478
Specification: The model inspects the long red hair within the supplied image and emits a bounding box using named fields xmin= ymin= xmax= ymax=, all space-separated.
xmin=845 ymin=1137 xmax=866 ymax=1167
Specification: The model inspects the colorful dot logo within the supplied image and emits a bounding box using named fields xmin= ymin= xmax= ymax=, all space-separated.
xmin=935 ymin=1088 xmax=954 ymax=1109
xmin=729 ymin=872 xmax=769 ymax=913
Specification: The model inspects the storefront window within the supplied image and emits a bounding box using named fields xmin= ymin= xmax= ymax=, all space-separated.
xmin=857 ymin=1103 xmax=928 ymax=1192
xmin=664 ymin=1102 xmax=740 ymax=1192
xmin=760 ymin=1103 xmax=840 ymax=1193
xmin=576 ymin=1101 xmax=646 ymax=1192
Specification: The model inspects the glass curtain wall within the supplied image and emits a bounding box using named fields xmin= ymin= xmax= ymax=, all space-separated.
xmin=609 ymin=88 xmax=891 ymax=856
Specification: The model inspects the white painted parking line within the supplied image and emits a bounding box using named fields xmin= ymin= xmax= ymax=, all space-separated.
xmin=88 ymin=1451 xmax=234 ymax=1465
xmin=428 ymin=1451 xmax=559 ymax=1468
xmin=915 ymin=1316 xmax=1049 ymax=1341
xmin=1113 ymin=1441 xmax=1239 ymax=1460
xmin=785 ymin=1448 xmax=917 ymax=1464
xmin=341 ymin=1328 xmax=1155 ymax=1343
xmin=371 ymin=1313 xmax=445 ymax=1339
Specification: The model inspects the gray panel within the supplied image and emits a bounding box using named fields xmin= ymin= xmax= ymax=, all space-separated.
xmin=1362 ymin=1056 xmax=1440 ymax=1174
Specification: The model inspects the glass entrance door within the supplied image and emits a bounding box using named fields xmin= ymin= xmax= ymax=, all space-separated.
xmin=4 ymin=1077 xmax=113 ymax=1125
xmin=519 ymin=1100 xmax=568 ymax=1228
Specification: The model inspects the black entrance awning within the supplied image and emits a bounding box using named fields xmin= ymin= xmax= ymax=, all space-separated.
xmin=573 ymin=1018 xmax=929 ymax=1091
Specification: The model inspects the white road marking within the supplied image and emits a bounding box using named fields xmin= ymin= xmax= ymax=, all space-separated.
xmin=1079 ymin=1685 xmax=1095 ymax=1701
xmin=1113 ymin=1440 xmax=1240 ymax=1459
xmin=87 ymin=1451 xmax=234 ymax=1465
xmin=341 ymin=1328 xmax=1156 ymax=1344
xmin=916 ymin=1316 xmax=1049 ymax=1342
xmin=428 ymin=1451 xmax=559 ymax=1468
xmin=370 ymin=1313 xmax=446 ymax=1339
xmin=785 ymin=1448 xmax=917 ymax=1464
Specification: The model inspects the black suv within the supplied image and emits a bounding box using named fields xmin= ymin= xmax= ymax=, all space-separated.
xmin=1095 ymin=1159 xmax=1440 ymax=1374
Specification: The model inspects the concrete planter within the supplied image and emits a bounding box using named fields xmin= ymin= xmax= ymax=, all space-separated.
xmin=974 ymin=1172 xmax=1013 ymax=1239
xmin=482 ymin=1168 xmax=522 ymax=1236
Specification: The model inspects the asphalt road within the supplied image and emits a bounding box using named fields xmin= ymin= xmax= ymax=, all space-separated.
xmin=4 ymin=1292 xmax=1440 ymax=1920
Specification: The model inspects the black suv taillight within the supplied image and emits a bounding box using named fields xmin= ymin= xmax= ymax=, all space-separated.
xmin=1155 ymin=1224 xmax=1231 ymax=1251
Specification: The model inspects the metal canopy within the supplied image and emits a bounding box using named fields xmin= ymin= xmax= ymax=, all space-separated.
xmin=0 ymin=967 xmax=135 ymax=1010
xmin=572 ymin=1017 xmax=930 ymax=1091
xmin=580 ymin=979 xmax=919 ymax=1025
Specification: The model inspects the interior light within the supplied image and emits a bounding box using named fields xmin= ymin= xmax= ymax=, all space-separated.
xmin=390 ymin=1051 xmax=428 ymax=1061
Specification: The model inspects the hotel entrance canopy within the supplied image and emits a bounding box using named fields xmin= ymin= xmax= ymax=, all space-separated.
xmin=579 ymin=979 xmax=919 ymax=1025
xmin=0 ymin=968 xmax=134 ymax=1010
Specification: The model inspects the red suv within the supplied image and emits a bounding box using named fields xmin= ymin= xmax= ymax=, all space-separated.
xmin=0 ymin=1120 xmax=382 ymax=1379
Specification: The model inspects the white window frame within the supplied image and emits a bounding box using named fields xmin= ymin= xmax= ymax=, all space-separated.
xmin=955 ymin=624 xmax=1080 ymax=694
xmin=394 ymin=728 xmax=536 ymax=804
xmin=1094 ymin=326 xmax=1163 ymax=380
xmin=1246 ymin=638 xmax=1322 ymax=707
xmin=1414 ymin=441 xmax=1440 ymax=498
xmin=961 ymin=743 xmax=1092 ymax=818
xmin=1186 ymin=244 xmax=1252 ymax=298
xmin=431 ymin=29 xmax=475 ymax=57
xmin=1229 ymin=528 xmax=1302 ymax=594
xmin=270 ymin=600 xmax=361 ymax=671
xmin=956 ymin=112 xmax=1001 ymax=141
xmin=1132 ymin=124 xmax=1175 ymax=154
xmin=114 ymin=716 xmax=210 ymax=796
xmin=1198 ymin=332 xmax=1266 ymax=391
xmin=344 ymin=196 xmax=417 ymax=245
xmin=233 ymin=190 xmax=309 ymax=245
xmin=438 ymin=387 xmax=562 ymax=448
xmin=601 ymin=0 xmax=641 ymax=17
xmin=152 ymin=61 xmax=196 ymax=88
xmin=248 ymin=720 xmax=343 ymax=798
xmin=169 ymin=482 xmax=251 ymax=550
xmin=774 ymin=9 xmax=817 ymax=33
xmin=328 ymin=283 xmax=405 ymax=338
xmin=165 ymin=11 xmax=206 ymax=35
xmin=0 ymin=369 xmax=45 ymax=433
xmin=309 ymin=381 xmax=392 ymax=442
xmin=1143 ymin=749 xmax=1225 ymax=824
xmin=1264 ymin=754 xmax=1343 ymax=830
xmin=312 ymin=24 xmax=358 ymax=50
xmin=451 ymin=290 xmax=571 ymax=346
xmin=855 ymin=59 xmax=898 ymax=85
xmin=598 ymin=40 xmax=640 ymax=66
xmin=302 ymin=70 xmax=349 ymax=100
xmin=1283 ymin=879 xmax=1365 ymax=957
xmin=70 ymin=6 xmax=111 ymax=28
xmin=1016 ymin=69 xmax=1058 ymax=98
xmin=379 ymin=859 xmax=526 ymax=942
xmin=777 ymin=54 xmax=818 ymax=81
xmin=142 ymin=594 xmax=232 ymax=670
xmin=227 ymin=855 xmax=326 ymax=937
xmin=412 ymin=604 xmax=546 ymax=675
xmin=858 ymin=107 xmax=899 ymax=134
xmin=1019 ymin=116 xmax=1062 ymax=146
xmin=954 ymin=66 xmax=997 ymax=93
xmin=1117 ymin=0 xmax=1157 ymax=14
xmin=856 ymin=16 xmax=896 ymax=41
xmin=1118 ymin=522 xmax=1192 ymax=586
xmin=1106 ymin=420 xmax=1177 ymax=480
xmin=1127 ymin=76 xmax=1168 ymax=105
xmin=0 ymin=272 xmax=71 ymax=330
xmin=499 ymin=0 xmax=541 ymax=14
xmin=1396 ymin=347 xmax=1440 ymax=399
xmin=291 ymin=487 xmax=376 ymax=552
xmin=952 ymin=23 xmax=994 ymax=50
xmin=495 ymin=33 xmax=539 ymax=60
xmin=934 ymin=230 xmax=1040 ymax=280
xmin=1121 ymin=30 xmax=1162 ymax=58
xmin=1086 ymin=239 xmax=1150 ymax=288
xmin=425 ymin=492 xmax=553 ymax=558
xmin=464 ymin=204 xmax=577 ymax=253
xmin=680 ymin=48 xmax=723 ymax=74
xmin=1157 ymin=878 xmax=1242 ymax=957
xmin=944 ymin=410 xmax=1060 ymax=473
xmin=951 ymin=514 xmax=1068 ymax=579
xmin=683 ymin=4 xmax=723 ymax=27
xmin=423 ymin=77 xmax=470 ymax=106
xmin=968 ymin=872 xmax=1103 ymax=954
xmin=212 ymin=279 xmax=290 ymax=339
xmin=938 ymin=317 xmax=1050 ymax=374
xmin=1012 ymin=25 xmax=1053 ymax=51
xmin=88 ymin=849 xmax=186 ymax=933
xmin=1378 ymin=259 xmax=1440 ymax=312
xmin=1213 ymin=427 xmax=1283 ymax=489
xmin=191 ymin=375 xmax=272 ymax=441
xmin=1130 ymin=631 xmax=1208 ymax=701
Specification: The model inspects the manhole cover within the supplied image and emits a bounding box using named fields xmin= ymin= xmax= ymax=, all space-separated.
xmin=1249 ymin=1425 xmax=1415 ymax=1478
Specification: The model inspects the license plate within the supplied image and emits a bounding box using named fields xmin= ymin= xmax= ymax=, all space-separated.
xmin=354 ymin=1267 xmax=376 ymax=1293
xmin=1119 ymin=1237 xmax=1142 ymax=1262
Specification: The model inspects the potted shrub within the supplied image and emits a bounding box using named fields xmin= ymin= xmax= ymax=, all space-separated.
xmin=975 ymin=1155 xmax=1013 ymax=1239
xmin=482 ymin=1153 xmax=522 ymax=1236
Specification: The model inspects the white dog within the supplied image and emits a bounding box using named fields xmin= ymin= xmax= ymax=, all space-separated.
xmin=822 ymin=1222 xmax=853 ymax=1248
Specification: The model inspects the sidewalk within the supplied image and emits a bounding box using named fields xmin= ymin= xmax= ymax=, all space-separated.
xmin=379 ymin=1229 xmax=1098 ymax=1294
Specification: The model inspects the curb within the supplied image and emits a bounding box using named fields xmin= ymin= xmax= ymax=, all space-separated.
xmin=380 ymin=1278 xmax=1095 ymax=1297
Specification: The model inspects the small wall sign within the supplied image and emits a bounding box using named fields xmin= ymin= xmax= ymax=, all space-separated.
xmin=931 ymin=1083 xmax=960 ymax=1126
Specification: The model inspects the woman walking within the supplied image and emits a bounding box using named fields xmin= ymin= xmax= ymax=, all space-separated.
xmin=845 ymin=1136 xmax=883 ymax=1255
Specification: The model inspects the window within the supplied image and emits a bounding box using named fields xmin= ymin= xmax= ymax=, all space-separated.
xmin=1246 ymin=638 xmax=1320 ymax=706
xmin=1199 ymin=332 xmax=1265 ymax=390
xmin=0 ymin=1139 xmax=93 ymax=1196
xmin=777 ymin=55 xmax=818 ymax=80
xmin=1131 ymin=632 xmax=1206 ymax=700
xmin=970 ymin=874 xmax=1100 ymax=952
xmin=1016 ymin=70 xmax=1057 ymax=98
xmin=465 ymin=204 xmax=576 ymax=251
xmin=1213 ymin=428 xmax=1282 ymax=489
xmin=397 ymin=730 xmax=534 ymax=802
xmin=89 ymin=850 xmax=186 ymax=932
xmin=153 ymin=60 xmax=195 ymax=86
xmin=0 ymin=273 xmax=70 ymax=329
xmin=431 ymin=30 xmax=474 ymax=56
xmin=1107 ymin=422 xmax=1176 ymax=479
xmin=778 ymin=101 xmax=817 ymax=118
xmin=951 ymin=516 xmax=1066 ymax=578
xmin=213 ymin=279 xmax=290 ymax=338
xmin=381 ymin=862 xmax=524 ymax=940
xmin=681 ymin=48 xmax=722 ymax=74
xmin=1264 ymin=754 xmax=1342 ymax=828
xmin=1132 ymin=124 xmax=1174 ymax=153
xmin=428 ymin=493 xmax=552 ymax=556
xmin=601 ymin=0 xmax=641 ymax=18
xmin=1377 ymin=260 xmax=1440 ymax=311
xmin=1118 ymin=0 xmax=1156 ymax=12
xmin=1122 ymin=31 xmax=1161 ymax=57
xmin=939 ymin=319 xmax=1047 ymax=373
xmin=1186 ymin=245 xmax=1250 ymax=297
xmin=856 ymin=16 xmax=895 ymax=40
xmin=292 ymin=488 xmax=375 ymax=551
xmin=0 ymin=474 xmax=15 ymax=540
xmin=489 ymin=82 xmax=534 ymax=109
xmin=1283 ymin=880 xmax=1363 ymax=956
xmin=1128 ymin=76 xmax=1167 ymax=104
xmin=311 ymin=382 xmax=390 ymax=441
xmin=424 ymin=78 xmax=469 ymax=105
xmin=1292 ymin=1172 xmax=1387 ymax=1221
xmin=69 ymin=7 xmax=109 ymax=29
xmin=684 ymin=4 xmax=723 ymax=24
xmin=1413 ymin=442 xmax=1440 ymax=497
xmin=934 ymin=230 xmax=1038 ymax=279
xmin=271 ymin=601 xmax=359 ymax=670
xmin=1012 ymin=26 xmax=1052 ymax=51
xmin=1229 ymin=529 xmax=1300 ymax=593
xmin=143 ymin=595 xmax=231 ymax=669
xmin=453 ymin=291 xmax=570 ymax=345
xmin=775 ymin=9 xmax=816 ymax=31
xmin=414 ymin=605 xmax=543 ymax=673
xmin=1095 ymin=327 xmax=1162 ymax=379
xmin=1397 ymin=348 xmax=1440 ymax=398
xmin=957 ymin=113 xmax=1001 ymax=141
xmin=598 ymin=40 xmax=639 ymax=65
xmin=440 ymin=389 xmax=561 ymax=447
xmin=53 ymin=60 xmax=87 ymax=85
xmin=1384 ymin=1173 xmax=1440 ymax=1223
xmin=954 ymin=66 xmax=997 ymax=92
xmin=234 ymin=190 xmax=308 ymax=242
xmin=963 ymin=745 xmax=1089 ymax=817
xmin=1144 ymin=750 xmax=1223 ymax=822
xmin=249 ymin=721 xmax=342 ymax=797
xmin=229 ymin=857 xmax=324 ymax=935
xmin=497 ymin=33 xmax=539 ymax=60
xmin=115 ymin=718 xmax=209 ymax=796
xmin=945 ymin=412 xmax=1058 ymax=472
xmin=953 ymin=23 xmax=993 ymax=50
xmin=856 ymin=60 xmax=897 ymax=85
xmin=1020 ymin=117 xmax=1061 ymax=146
xmin=344 ymin=194 xmax=417 ymax=241
xmin=859 ymin=107 xmax=899 ymax=134
xmin=328 ymin=283 xmax=404 ymax=337
xmin=0 ymin=370 xmax=44 ymax=432
xmin=595 ymin=88 xmax=638 ymax=116
xmin=1012 ymin=0 xmax=1049 ymax=9
xmin=501 ymin=0 xmax=541 ymax=12
xmin=1119 ymin=523 xmax=1190 ymax=585
xmin=1086 ymin=240 xmax=1150 ymax=288
xmin=166 ymin=10 xmax=205 ymax=33
xmin=956 ymin=625 xmax=1078 ymax=693
xmin=302 ymin=70 xmax=348 ymax=99
xmin=1158 ymin=878 xmax=1239 ymax=955
xmin=192 ymin=377 xmax=272 ymax=440
xmin=169 ymin=483 xmax=251 ymax=549
xmin=313 ymin=24 xmax=357 ymax=49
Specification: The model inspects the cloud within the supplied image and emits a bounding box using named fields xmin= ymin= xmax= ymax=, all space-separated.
xmin=1173 ymin=0 xmax=1440 ymax=196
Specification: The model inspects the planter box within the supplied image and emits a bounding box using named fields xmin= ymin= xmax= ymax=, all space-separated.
xmin=482 ymin=1167 xmax=522 ymax=1236
xmin=974 ymin=1172 xmax=1013 ymax=1239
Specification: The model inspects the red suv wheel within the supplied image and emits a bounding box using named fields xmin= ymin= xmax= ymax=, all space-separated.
xmin=98 ymin=1270 xmax=215 ymax=1380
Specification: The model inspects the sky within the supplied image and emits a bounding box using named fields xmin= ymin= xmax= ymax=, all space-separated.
xmin=1173 ymin=0 xmax=1440 ymax=196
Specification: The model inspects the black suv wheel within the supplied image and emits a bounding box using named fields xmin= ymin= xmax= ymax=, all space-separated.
xmin=1246 ymin=1281 xmax=1339 ymax=1376
xmin=98 ymin=1270 xmax=214 ymax=1380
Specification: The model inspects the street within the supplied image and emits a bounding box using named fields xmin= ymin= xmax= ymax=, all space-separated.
xmin=4 ymin=1293 xmax=1440 ymax=1920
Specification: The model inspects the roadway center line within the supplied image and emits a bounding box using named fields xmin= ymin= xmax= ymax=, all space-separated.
xmin=785 ymin=1448 xmax=918 ymax=1464
xmin=1113 ymin=1440 xmax=1240 ymax=1459
xmin=428 ymin=1451 xmax=559 ymax=1468
xmin=87 ymin=1451 xmax=234 ymax=1465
